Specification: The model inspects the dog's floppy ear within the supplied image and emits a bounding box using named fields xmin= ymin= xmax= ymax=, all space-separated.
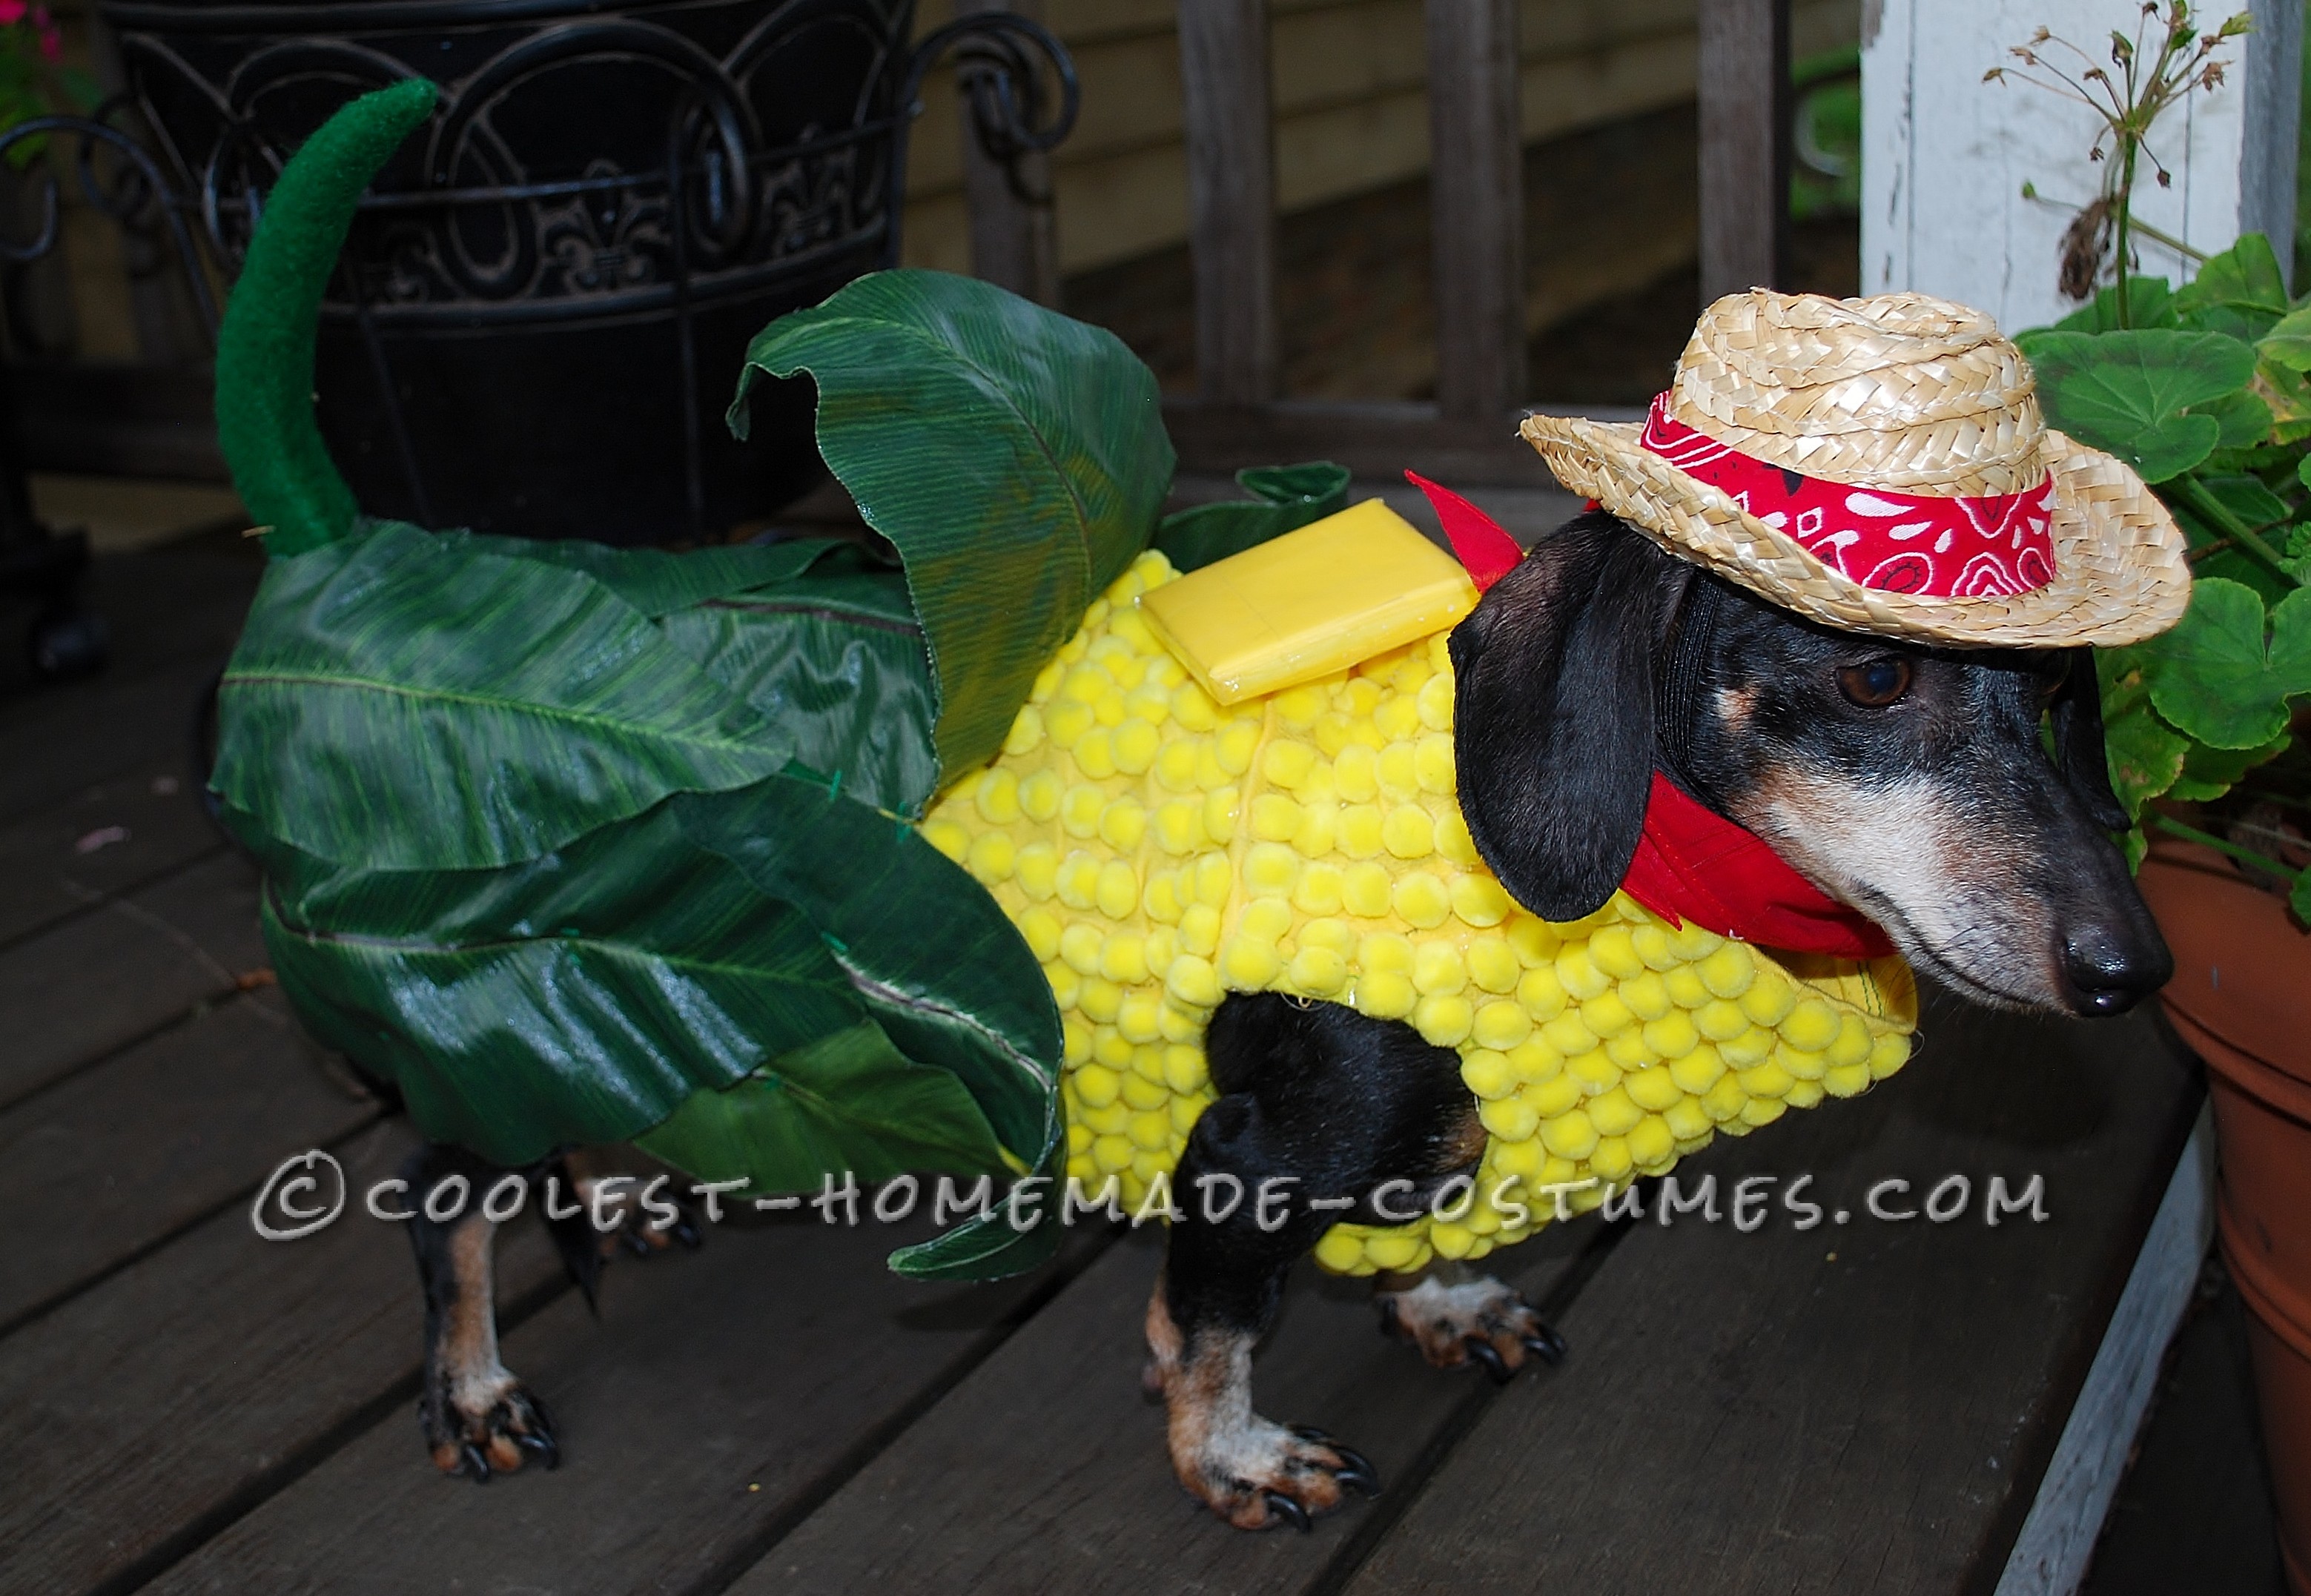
xmin=1449 ymin=512 xmax=1693 ymax=921
xmin=2049 ymin=646 xmax=2131 ymax=833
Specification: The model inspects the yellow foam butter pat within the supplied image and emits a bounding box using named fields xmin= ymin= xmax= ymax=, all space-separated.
xmin=1137 ymin=497 xmax=1480 ymax=704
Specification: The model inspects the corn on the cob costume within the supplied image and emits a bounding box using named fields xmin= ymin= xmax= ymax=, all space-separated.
xmin=919 ymin=538 xmax=1917 ymax=1277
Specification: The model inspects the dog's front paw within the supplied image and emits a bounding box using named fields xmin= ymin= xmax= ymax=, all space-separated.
xmin=1376 ymin=1274 xmax=1567 ymax=1383
xmin=1171 ymin=1417 xmax=1379 ymax=1531
xmin=423 ymin=1374 xmax=559 ymax=1482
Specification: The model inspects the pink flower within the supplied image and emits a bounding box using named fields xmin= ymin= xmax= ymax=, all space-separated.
xmin=0 ymin=1 xmax=28 ymax=25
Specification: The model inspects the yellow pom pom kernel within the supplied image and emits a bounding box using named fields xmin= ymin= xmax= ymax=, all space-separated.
xmin=1154 ymin=799 xmax=1204 ymax=855
xmin=1509 ymin=1036 xmax=1561 ymax=1080
xmin=1143 ymin=925 xmax=1179 ymax=978
xmin=1292 ymin=861 xmax=1346 ymax=917
xmin=1555 ymin=944 xmax=1610 ymax=1001
xmin=1629 ymin=924 xmax=1678 ymax=971
xmin=1415 ymin=994 xmax=1475 ymax=1047
xmin=1664 ymin=965 xmax=1711 ymax=1008
xmin=1515 ymin=965 xmax=1568 ymax=1023
xmin=1375 ymin=694 xmax=1424 ymax=743
xmin=1627 ymin=1113 xmax=1676 ymax=1169
xmin=1541 ymin=1011 xmax=1597 ymax=1057
xmin=1472 ymin=1000 xmax=1532 ymax=1051
xmin=1168 ymin=1093 xmax=1210 ymax=1136
xmin=1097 ymin=797 xmax=1146 ymax=852
xmin=1588 ymin=925 xmax=1641 ymax=979
xmin=1090 ymin=1131 xmax=1136 ymax=1176
xmin=1171 ymin=681 xmax=1219 ymax=731
xmin=1239 ymin=898 xmax=1293 ymax=945
xmin=1702 ymin=1073 xmax=1749 ymax=1122
xmin=1492 ymin=1136 xmax=1549 ymax=1182
xmin=1739 ymin=976 xmax=1798 ymax=1027
xmin=1481 ymin=1093 xmax=1540 ymax=1140
xmin=1365 ymin=1231 xmax=1427 ymax=1272
xmin=1094 ymin=1029 xmax=1136 ymax=1071
xmin=921 ymin=818 xmax=969 ymax=863
xmin=1220 ymin=935 xmax=1281 ymax=990
xmin=1416 ymin=672 xmax=1455 ymax=732
xmin=1356 ymin=970 xmax=1417 ymax=1019
xmin=1773 ymin=1039 xmax=1826 ymax=1080
xmin=1020 ymin=769 xmax=1063 ymax=822
xmin=1739 ymin=1096 xmax=1787 ymax=1128
xmin=1155 ymin=740 xmax=1199 ymax=792
xmin=1292 ymin=801 xmax=1339 ymax=858
xmin=1382 ymin=804 xmax=1435 ymax=858
xmin=1091 ymin=861 xmax=1135 ymax=921
xmin=1667 ymin=920 xmax=1725 ymax=961
xmin=1046 ymin=698 xmax=1095 ymax=749
xmin=1249 ymin=792 xmax=1300 ymax=843
xmin=1467 ymin=936 xmax=1520 ymax=994
xmin=1059 ymin=923 xmax=1104 ymax=976
xmin=1698 ymin=943 xmax=1755 ymax=999
xmin=1299 ymin=917 xmax=1355 ymax=956
xmin=1118 ymin=994 xmax=1165 ymax=1045
xmin=1143 ymin=870 xmax=1184 ymax=925
xmin=1568 ymin=1048 xmax=1620 ymax=1094
xmin=1065 ymin=1120 xmax=1094 ymax=1159
xmin=974 ymin=767 xmax=1022 ymax=825
xmin=1202 ymin=787 xmax=1240 ymax=845
xmin=1018 ymin=908 xmax=1064 ymax=964
xmin=1124 ymin=684 xmax=1171 ymax=724
xmin=1449 ymin=873 xmax=1512 ymax=927
xmin=1375 ymin=743 xmax=1419 ymax=801
xmin=1080 ymin=979 xmax=1124 ymax=1024
xmin=1162 ymin=1044 xmax=1206 ymax=1094
xmin=1194 ymin=852 xmax=1234 ymax=907
xmin=1590 ymin=1136 xmax=1635 ymax=1185
xmin=1179 ymin=903 xmax=1222 ymax=956
xmin=1031 ymin=658 xmax=1066 ymax=705
xmin=1073 ymin=1063 xmax=1121 ymax=1108
xmin=1825 ymin=1013 xmax=1873 ymax=1069
xmin=1343 ymin=861 xmax=1393 ymax=918
xmin=1314 ymin=1228 xmax=1368 ymax=1272
xmin=1074 ymin=728 xmax=1117 ymax=779
xmin=1413 ymin=734 xmax=1456 ymax=795
xmin=1581 ymin=990 xmax=1636 ymax=1038
xmin=1717 ymin=1026 xmax=1773 ymax=1067
xmin=1166 ymin=953 xmax=1221 ymax=1009
xmin=1623 ymin=1064 xmax=1681 ymax=1112
xmin=1392 ymin=872 xmax=1452 ymax=929
xmin=1435 ymin=809 xmax=1481 ymax=867
xmin=1121 ymin=1068 xmax=1168 ymax=1110
xmin=1738 ymin=1061 xmax=1794 ymax=1100
xmin=1783 ymin=996 xmax=1840 ymax=1050
xmin=1338 ymin=804 xmax=1386 ymax=859
xmin=1669 ymin=1042 xmax=1726 ymax=1095
xmin=1313 ymin=713 xmax=1355 ymax=757
xmin=1127 ymin=1109 xmax=1172 ymax=1150
xmin=1507 ymin=915 xmax=1560 ymax=966
xmin=1823 ymin=1061 xmax=1873 ymax=1097
xmin=1060 ymin=784 xmax=1105 ymax=839
xmin=1784 ymin=1078 xmax=1825 ymax=1110
xmin=1526 ymin=1072 xmax=1584 ymax=1118
xmin=1113 ymin=718 xmax=1161 ymax=775
xmin=1541 ymin=1107 xmax=1600 ymax=1160
xmin=1587 ymin=1085 xmax=1643 ymax=1137
xmin=1462 ymin=1049 xmax=1518 ymax=1100
xmin=1605 ymin=1029 xmax=1648 ymax=1068
xmin=1100 ymin=933 xmax=1150 ymax=987
xmin=1662 ymin=1095 xmax=1713 ymax=1140
xmin=1245 ymin=842 xmax=1301 ymax=897
xmin=1261 ymin=740 xmax=1317 ymax=788
xmin=1360 ymin=931 xmax=1415 ymax=976
xmin=1216 ymin=719 xmax=1261 ymax=775
xmin=1639 ymin=1008 xmax=1701 ymax=1060
xmin=1287 ymin=945 xmax=1350 ymax=996
xmin=1429 ymin=1220 xmax=1479 ymax=1262
xmin=1616 ymin=970 xmax=1670 ymax=1022
xmin=1062 ymin=1014 xmax=1093 ymax=1064
xmin=1695 ymin=998 xmax=1749 ymax=1042
xmin=1333 ymin=743 xmax=1380 ymax=802
xmin=1016 ymin=843 xmax=1059 ymax=902
xmin=1868 ymin=1033 xmax=1909 ymax=1080
xmin=1271 ymin=682 xmax=1326 ymax=730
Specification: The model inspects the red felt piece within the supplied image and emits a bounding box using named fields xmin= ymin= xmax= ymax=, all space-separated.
xmin=1405 ymin=470 xmax=1524 ymax=592
xmin=1621 ymin=772 xmax=1894 ymax=960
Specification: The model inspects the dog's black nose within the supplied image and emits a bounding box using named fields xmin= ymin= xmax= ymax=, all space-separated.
xmin=2059 ymin=923 xmax=2173 ymax=1016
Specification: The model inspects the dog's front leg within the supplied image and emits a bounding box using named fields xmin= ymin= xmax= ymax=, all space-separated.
xmin=405 ymin=1142 xmax=559 ymax=1480
xmin=1372 ymin=1261 xmax=1566 ymax=1382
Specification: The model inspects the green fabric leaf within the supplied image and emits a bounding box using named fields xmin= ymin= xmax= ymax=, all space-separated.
xmin=2141 ymin=578 xmax=2311 ymax=748
xmin=2175 ymin=234 xmax=2289 ymax=341
xmin=636 ymin=1020 xmax=1011 ymax=1192
xmin=1154 ymin=461 xmax=1353 ymax=572
xmin=214 ymin=523 xmax=793 ymax=870
xmin=2097 ymin=648 xmax=2189 ymax=819
xmin=728 ymin=269 xmax=1175 ymax=783
xmin=439 ymin=529 xmax=854 ymax=618
xmin=2168 ymin=732 xmax=2292 ymax=801
xmin=2052 ymin=277 xmax=2178 ymax=332
xmin=2021 ymin=329 xmax=2258 ymax=483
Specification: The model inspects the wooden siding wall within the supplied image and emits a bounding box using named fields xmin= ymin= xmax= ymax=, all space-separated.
xmin=902 ymin=0 xmax=1859 ymax=280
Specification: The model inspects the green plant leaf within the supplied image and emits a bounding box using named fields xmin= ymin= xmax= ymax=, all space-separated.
xmin=2169 ymin=732 xmax=2292 ymax=801
xmin=214 ymin=522 xmax=794 ymax=871
xmin=1153 ymin=461 xmax=1353 ymax=572
xmin=2192 ymin=388 xmax=2275 ymax=449
xmin=636 ymin=1021 xmax=1011 ymax=1192
xmin=2141 ymin=578 xmax=2311 ymax=748
xmin=2052 ymin=277 xmax=2178 ymax=332
xmin=2195 ymin=473 xmax=2294 ymax=531
xmin=2097 ymin=647 xmax=2190 ymax=818
xmin=2260 ymin=305 xmax=2311 ymax=372
xmin=2022 ymin=330 xmax=2257 ymax=483
xmin=2291 ymin=870 xmax=2311 ymax=925
xmin=729 ymin=270 xmax=1175 ymax=784
xmin=2175 ymin=234 xmax=2289 ymax=340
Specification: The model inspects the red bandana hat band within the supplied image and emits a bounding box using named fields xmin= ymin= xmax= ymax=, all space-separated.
xmin=1639 ymin=394 xmax=2058 ymax=600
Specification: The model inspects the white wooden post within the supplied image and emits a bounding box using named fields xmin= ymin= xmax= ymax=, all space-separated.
xmin=1862 ymin=0 xmax=2301 ymax=333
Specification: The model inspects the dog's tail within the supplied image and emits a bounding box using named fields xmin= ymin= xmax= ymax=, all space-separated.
xmin=214 ymin=78 xmax=438 ymax=557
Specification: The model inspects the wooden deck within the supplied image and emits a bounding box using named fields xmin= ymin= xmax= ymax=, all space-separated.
xmin=1 ymin=534 xmax=2211 ymax=1596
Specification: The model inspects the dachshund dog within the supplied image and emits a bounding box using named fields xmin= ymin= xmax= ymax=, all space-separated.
xmin=400 ymin=509 xmax=2171 ymax=1527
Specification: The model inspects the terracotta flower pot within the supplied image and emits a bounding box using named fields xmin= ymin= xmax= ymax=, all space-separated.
xmin=2138 ymin=842 xmax=2311 ymax=1595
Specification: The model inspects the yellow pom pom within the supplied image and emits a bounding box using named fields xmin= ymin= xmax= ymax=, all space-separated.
xmin=1073 ymin=1063 xmax=1121 ymax=1109
xmin=1467 ymin=936 xmax=1520 ymax=994
xmin=1171 ymin=681 xmax=1219 ymax=730
xmin=1118 ymin=993 xmax=1165 ymax=1044
xmin=1338 ymin=804 xmax=1386 ymax=858
xmin=1555 ymin=944 xmax=1610 ymax=1001
xmin=1415 ymin=993 xmax=1474 ymax=1047
xmin=1590 ymin=1136 xmax=1634 ymax=1185
xmin=1567 ymin=1048 xmax=1620 ymax=1093
xmin=1627 ymin=1113 xmax=1676 ymax=1169
xmin=1121 ymin=1068 xmax=1168 ymax=1110
xmin=1507 ymin=915 xmax=1560 ymax=966
xmin=1669 ymin=1042 xmax=1726 ymax=1095
xmin=1288 ymin=945 xmax=1350 ymax=996
xmin=1262 ymin=740 xmax=1317 ymax=788
xmin=1300 ymin=917 xmax=1356 ymax=955
xmin=1292 ymin=800 xmax=1338 ymax=858
xmin=1166 ymin=954 xmax=1221 ymax=1009
xmin=1163 ymin=1044 xmax=1206 ymax=1093
xmin=1739 ymin=975 xmax=1798 ymax=1027
xmin=1142 ymin=869 xmax=1183 ymax=924
xmin=1220 ymin=934 xmax=1280 ymax=990
xmin=1355 ymin=970 xmax=1417 ymax=1019
xmin=1097 ymin=861 xmax=1139 ymax=919
xmin=1668 ymin=920 xmax=1725 ymax=961
xmin=1080 ymin=979 xmax=1123 ymax=1023
xmin=1664 ymin=965 xmax=1710 ymax=1007
xmin=1216 ymin=719 xmax=1261 ymax=775
xmin=1193 ymin=852 xmax=1234 ymax=906
xmin=1541 ymin=1011 xmax=1598 ymax=1056
xmin=1359 ymin=930 xmax=1415 ymax=976
xmin=1773 ymin=1039 xmax=1825 ymax=1079
xmin=1702 ymin=1073 xmax=1749 ymax=1122
xmin=1695 ymin=998 xmax=1749 ymax=1042
xmin=1717 ymin=1026 xmax=1773 ymax=1067
xmin=1382 ymin=804 xmax=1435 ymax=858
xmin=1641 ymin=1008 xmax=1700 ymax=1059
xmin=1333 ymin=744 xmax=1380 ymax=803
xmin=1784 ymin=1078 xmax=1825 ymax=1109
xmin=1738 ymin=1096 xmax=1786 ymax=1128
xmin=1250 ymin=792 xmax=1301 ymax=842
xmin=1509 ymin=1038 xmax=1561 ymax=1082
xmin=1018 ymin=907 xmax=1063 ymax=963
xmin=1180 ymin=903 xmax=1222 ymax=956
xmin=1698 ymin=942 xmax=1755 ymax=998
xmin=1822 ymin=1061 xmax=1873 ymax=1097
xmin=1292 ymin=861 xmax=1345 ymax=917
xmin=1435 ymin=809 xmax=1481 ymax=866
xmin=1416 ymin=672 xmax=1455 ymax=732
xmin=1413 ymin=734 xmax=1455 ymax=795
xmin=1128 ymin=1109 xmax=1172 ymax=1150
xmin=1020 ymin=769 xmax=1063 ymax=822
xmin=1828 ymin=1014 xmax=1874 ymax=1068
xmin=1587 ymin=1085 xmax=1642 ymax=1136
xmin=1461 ymin=1049 xmax=1518 ymax=1100
xmin=1526 ymin=1072 xmax=1584 ymax=1118
xmin=1342 ymin=861 xmax=1393 ymax=918
xmin=1589 ymin=925 xmax=1642 ymax=979
xmin=1058 ymin=923 xmax=1103 ymax=977
xmin=1738 ymin=1062 xmax=1793 ymax=1099
xmin=1154 ymin=799 xmax=1204 ymax=855
xmin=1624 ymin=1065 xmax=1681 ymax=1111
xmin=1155 ymin=741 xmax=1200 ymax=792
xmin=1631 ymin=924 xmax=1679 ymax=970
xmin=1516 ymin=964 xmax=1568 ymax=1021
xmin=1374 ymin=741 xmax=1416 ymax=799
xmin=921 ymin=818 xmax=969 ymax=863
xmin=1245 ymin=842 xmax=1301 ymax=897
xmin=1540 ymin=1107 xmax=1599 ymax=1160
xmin=1782 ymin=996 xmax=1840 ymax=1050
xmin=1100 ymin=933 xmax=1150 ymax=986
xmin=1472 ymin=1000 xmax=1531 ymax=1050
xmin=975 ymin=768 xmax=1022 ymax=825
xmin=1581 ymin=990 xmax=1635 ymax=1038
xmin=1047 ymin=698 xmax=1096 ymax=751
xmin=1392 ymin=871 xmax=1452 ymax=928
xmin=1098 ymin=797 xmax=1145 ymax=852
xmin=1481 ymin=1093 xmax=1540 ymax=1141
xmin=1114 ymin=719 xmax=1161 ymax=775
xmin=1202 ymin=787 xmax=1240 ymax=845
xmin=1074 ymin=727 xmax=1117 ymax=779
xmin=1062 ymin=1014 xmax=1092 ymax=1064
xmin=1314 ymin=1228 xmax=1368 ymax=1272
xmin=1868 ymin=1032 xmax=1909 ymax=1080
xmin=1061 ymin=784 xmax=1105 ymax=839
xmin=1449 ymin=873 xmax=1512 ymax=927
xmin=1663 ymin=1096 xmax=1712 ymax=1140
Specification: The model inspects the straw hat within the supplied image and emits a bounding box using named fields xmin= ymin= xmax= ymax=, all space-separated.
xmin=1521 ymin=290 xmax=2190 ymax=647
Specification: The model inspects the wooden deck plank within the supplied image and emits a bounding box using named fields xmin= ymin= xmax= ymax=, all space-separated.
xmin=142 ymin=1218 xmax=1109 ymax=1596
xmin=1335 ymin=991 xmax=2201 ymax=1596
xmin=0 ymin=752 xmax=223 ymax=951
xmin=727 ymin=1218 xmax=1601 ymax=1595
xmin=0 ymin=987 xmax=378 ymax=1331
xmin=0 ymin=1119 xmax=564 ymax=1596
xmin=0 ymin=852 xmax=265 ymax=1110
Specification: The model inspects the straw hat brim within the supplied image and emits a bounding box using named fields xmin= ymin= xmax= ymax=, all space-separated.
xmin=1521 ymin=415 xmax=2191 ymax=649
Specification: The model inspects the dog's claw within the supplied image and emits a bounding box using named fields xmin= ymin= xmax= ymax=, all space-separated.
xmin=1521 ymin=1326 xmax=1568 ymax=1365
xmin=1330 ymin=1444 xmax=1381 ymax=1495
xmin=1468 ymin=1340 xmax=1512 ymax=1384
xmin=1262 ymin=1489 xmax=1313 ymax=1533
xmin=671 ymin=1216 xmax=704 ymax=1249
xmin=1376 ymin=1298 xmax=1401 ymax=1339
xmin=460 ymin=1440 xmax=493 ymax=1482
xmin=1289 ymin=1423 xmax=1335 ymax=1445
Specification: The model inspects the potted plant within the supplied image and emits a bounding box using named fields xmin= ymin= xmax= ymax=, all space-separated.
xmin=1995 ymin=8 xmax=2310 ymax=1587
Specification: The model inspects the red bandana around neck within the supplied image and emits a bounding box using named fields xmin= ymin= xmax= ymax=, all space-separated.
xmin=1621 ymin=773 xmax=1894 ymax=959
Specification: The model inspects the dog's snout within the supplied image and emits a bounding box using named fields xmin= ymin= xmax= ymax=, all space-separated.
xmin=2057 ymin=921 xmax=2173 ymax=1016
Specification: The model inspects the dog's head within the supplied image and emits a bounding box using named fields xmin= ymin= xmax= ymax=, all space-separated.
xmin=1448 ymin=510 xmax=2171 ymax=1017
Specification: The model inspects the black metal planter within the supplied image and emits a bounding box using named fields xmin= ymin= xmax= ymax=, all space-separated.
xmin=9 ymin=0 xmax=1074 ymax=547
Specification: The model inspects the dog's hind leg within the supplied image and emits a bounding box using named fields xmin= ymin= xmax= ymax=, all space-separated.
xmin=1372 ymin=1262 xmax=1566 ymax=1383
xmin=1150 ymin=992 xmax=1498 ymax=1530
xmin=405 ymin=1142 xmax=560 ymax=1480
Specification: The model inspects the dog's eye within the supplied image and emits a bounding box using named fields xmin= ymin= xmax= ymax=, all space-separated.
xmin=1837 ymin=658 xmax=1913 ymax=707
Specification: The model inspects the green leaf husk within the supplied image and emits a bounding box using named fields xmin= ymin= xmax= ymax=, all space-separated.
xmin=1153 ymin=461 xmax=1352 ymax=572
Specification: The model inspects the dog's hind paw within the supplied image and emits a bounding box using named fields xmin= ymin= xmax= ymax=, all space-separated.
xmin=1174 ymin=1419 xmax=1379 ymax=1531
xmin=424 ymin=1379 xmax=560 ymax=1482
xmin=1375 ymin=1274 xmax=1566 ymax=1383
